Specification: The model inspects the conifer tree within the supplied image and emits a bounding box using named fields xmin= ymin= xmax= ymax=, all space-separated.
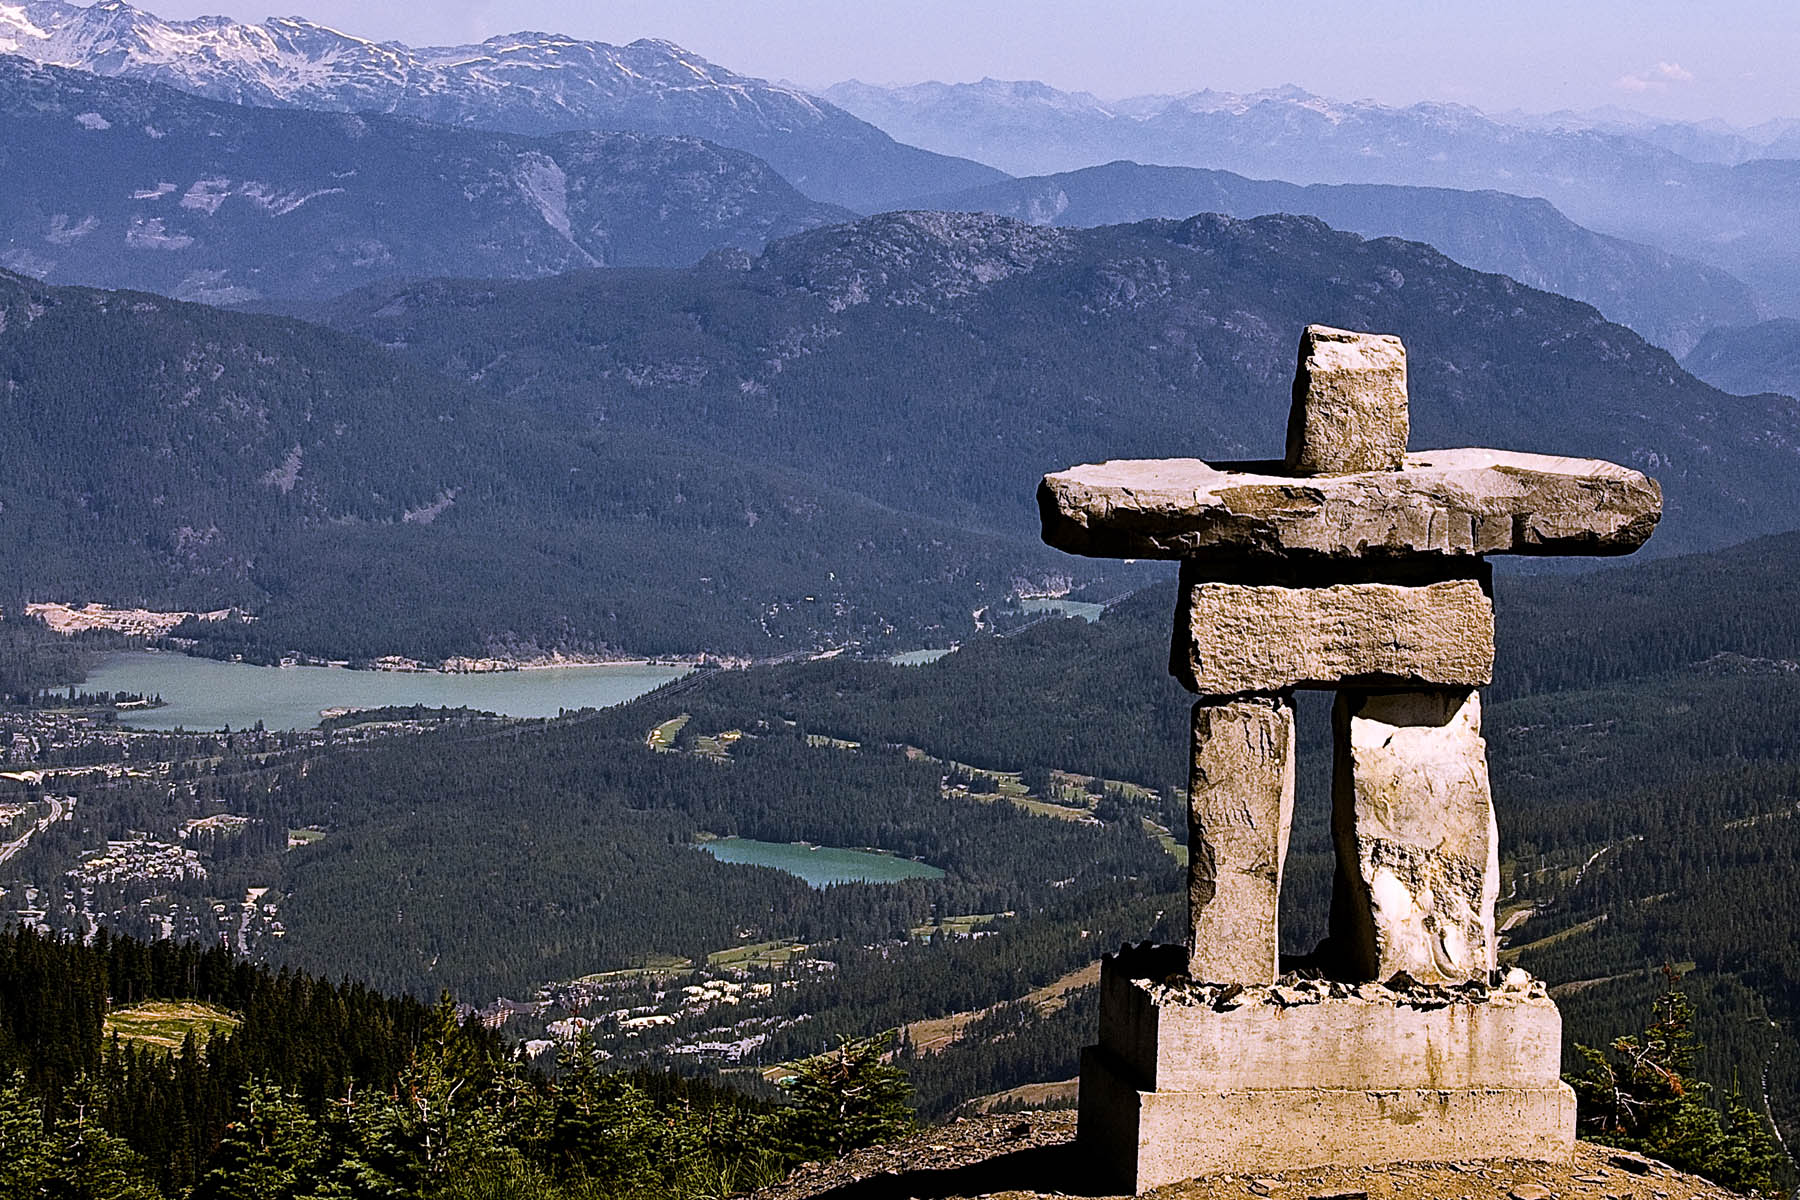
xmin=192 ymin=1081 xmax=331 ymax=1200
xmin=1569 ymin=970 xmax=1788 ymax=1197
xmin=779 ymin=1031 xmax=914 ymax=1161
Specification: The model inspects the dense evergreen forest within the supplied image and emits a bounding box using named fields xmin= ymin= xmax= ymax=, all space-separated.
xmin=9 ymin=508 xmax=1800 ymax=1171
xmin=0 ymin=925 xmax=916 ymax=1199
xmin=0 ymin=268 xmax=1083 ymax=661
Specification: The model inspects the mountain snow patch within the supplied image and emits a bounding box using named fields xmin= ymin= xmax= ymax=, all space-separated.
xmin=181 ymin=177 xmax=232 ymax=214
xmin=126 ymin=217 xmax=195 ymax=250
xmin=74 ymin=111 xmax=110 ymax=130
xmin=45 ymin=214 xmax=98 ymax=245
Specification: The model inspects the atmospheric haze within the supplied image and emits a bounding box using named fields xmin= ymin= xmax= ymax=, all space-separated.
xmin=95 ymin=0 xmax=1797 ymax=126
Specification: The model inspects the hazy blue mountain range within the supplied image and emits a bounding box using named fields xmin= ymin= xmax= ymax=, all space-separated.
xmin=0 ymin=0 xmax=1007 ymax=211
xmin=1682 ymin=318 xmax=1800 ymax=400
xmin=914 ymin=160 xmax=1761 ymax=355
xmin=825 ymin=78 xmax=1800 ymax=314
xmin=312 ymin=209 xmax=1800 ymax=562
xmin=0 ymin=266 xmax=1084 ymax=660
xmin=0 ymin=55 xmax=852 ymax=305
xmin=1490 ymin=105 xmax=1800 ymax=167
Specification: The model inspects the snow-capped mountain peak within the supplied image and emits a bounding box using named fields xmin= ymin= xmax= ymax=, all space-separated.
xmin=0 ymin=0 xmax=1008 ymax=209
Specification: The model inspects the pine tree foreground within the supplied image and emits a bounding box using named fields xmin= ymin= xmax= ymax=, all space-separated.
xmin=1568 ymin=968 xmax=1789 ymax=1197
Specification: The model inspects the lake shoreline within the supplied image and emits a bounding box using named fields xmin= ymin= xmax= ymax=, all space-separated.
xmin=85 ymin=652 xmax=693 ymax=732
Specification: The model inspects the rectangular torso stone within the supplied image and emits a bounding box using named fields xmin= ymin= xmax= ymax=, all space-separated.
xmin=1173 ymin=572 xmax=1494 ymax=695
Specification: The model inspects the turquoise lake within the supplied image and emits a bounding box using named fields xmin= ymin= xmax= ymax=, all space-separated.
xmin=1019 ymin=597 xmax=1105 ymax=622
xmin=697 ymin=837 xmax=946 ymax=887
xmin=887 ymin=648 xmax=952 ymax=666
xmin=84 ymin=652 xmax=689 ymax=731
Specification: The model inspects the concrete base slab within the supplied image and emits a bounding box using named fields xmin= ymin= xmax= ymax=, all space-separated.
xmin=1097 ymin=944 xmax=1562 ymax=1092
xmin=1078 ymin=1044 xmax=1577 ymax=1192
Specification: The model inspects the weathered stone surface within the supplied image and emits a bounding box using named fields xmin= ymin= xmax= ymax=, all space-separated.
xmin=1189 ymin=698 xmax=1295 ymax=983
xmin=1174 ymin=575 xmax=1494 ymax=694
xmin=1096 ymin=953 xmax=1561 ymax=1093
xmin=1038 ymin=448 xmax=1662 ymax=561
xmin=1286 ymin=325 xmax=1409 ymax=475
xmin=1331 ymin=689 xmax=1500 ymax=984
xmin=1079 ymin=1042 xmax=1576 ymax=1191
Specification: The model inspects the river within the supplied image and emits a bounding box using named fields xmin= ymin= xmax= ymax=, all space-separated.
xmin=83 ymin=652 xmax=689 ymax=731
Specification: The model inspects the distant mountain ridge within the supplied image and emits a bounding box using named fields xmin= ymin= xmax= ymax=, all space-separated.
xmin=0 ymin=55 xmax=853 ymax=304
xmin=0 ymin=0 xmax=1008 ymax=211
xmin=915 ymin=160 xmax=1761 ymax=354
xmin=1682 ymin=318 xmax=1800 ymax=400
xmin=825 ymin=77 xmax=1800 ymax=315
xmin=312 ymin=209 xmax=1800 ymax=560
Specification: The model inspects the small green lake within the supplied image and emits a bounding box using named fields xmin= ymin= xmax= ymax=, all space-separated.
xmin=887 ymin=648 xmax=952 ymax=666
xmin=84 ymin=652 xmax=689 ymax=731
xmin=1019 ymin=598 xmax=1105 ymax=622
xmin=697 ymin=837 xmax=945 ymax=887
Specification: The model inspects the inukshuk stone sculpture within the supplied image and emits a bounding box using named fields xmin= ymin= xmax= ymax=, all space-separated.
xmin=1039 ymin=325 xmax=1662 ymax=1191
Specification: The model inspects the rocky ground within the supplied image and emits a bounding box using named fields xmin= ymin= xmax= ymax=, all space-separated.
xmin=756 ymin=1112 xmax=1750 ymax=1200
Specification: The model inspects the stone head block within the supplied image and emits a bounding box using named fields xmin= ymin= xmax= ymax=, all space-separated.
xmin=1172 ymin=568 xmax=1495 ymax=695
xmin=1286 ymin=325 xmax=1409 ymax=475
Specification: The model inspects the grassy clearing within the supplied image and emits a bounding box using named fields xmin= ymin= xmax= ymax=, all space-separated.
xmin=805 ymin=733 xmax=861 ymax=751
xmin=104 ymin=1001 xmax=240 ymax=1053
xmin=286 ymin=827 xmax=326 ymax=848
xmin=966 ymin=1077 xmax=1079 ymax=1113
xmin=1499 ymin=914 xmax=1607 ymax=964
xmin=707 ymin=939 xmax=807 ymax=969
xmin=690 ymin=729 xmax=742 ymax=759
xmin=576 ymin=954 xmax=694 ymax=982
xmin=647 ymin=714 xmax=691 ymax=751
xmin=909 ymin=912 xmax=1008 ymax=939
xmin=1142 ymin=817 xmax=1188 ymax=867
xmin=903 ymin=960 xmax=1100 ymax=1054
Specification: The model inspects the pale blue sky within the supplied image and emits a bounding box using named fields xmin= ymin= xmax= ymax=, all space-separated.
xmin=126 ymin=0 xmax=1797 ymax=125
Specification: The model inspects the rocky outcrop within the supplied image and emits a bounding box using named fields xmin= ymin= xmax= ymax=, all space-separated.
xmin=756 ymin=1111 xmax=1744 ymax=1200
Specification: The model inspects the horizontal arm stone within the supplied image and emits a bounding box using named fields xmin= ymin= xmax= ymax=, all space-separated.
xmin=1039 ymin=448 xmax=1661 ymax=561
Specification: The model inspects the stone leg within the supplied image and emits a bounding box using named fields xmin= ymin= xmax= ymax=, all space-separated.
xmin=1330 ymin=688 xmax=1499 ymax=983
xmin=1189 ymin=696 xmax=1295 ymax=983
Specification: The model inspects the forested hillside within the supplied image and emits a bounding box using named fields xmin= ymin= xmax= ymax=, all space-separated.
xmin=317 ymin=210 xmax=1800 ymax=558
xmin=0 ymin=925 xmax=836 ymax=1198
xmin=0 ymin=268 xmax=1088 ymax=659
